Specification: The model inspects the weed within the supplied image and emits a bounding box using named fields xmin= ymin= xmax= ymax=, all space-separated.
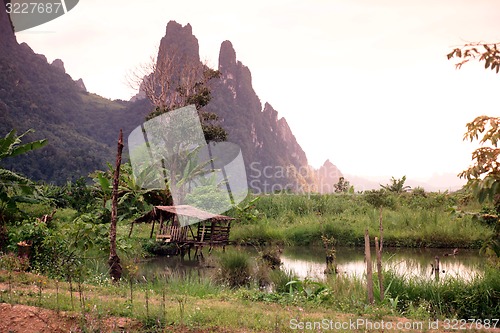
xmin=216 ymin=249 xmax=252 ymax=288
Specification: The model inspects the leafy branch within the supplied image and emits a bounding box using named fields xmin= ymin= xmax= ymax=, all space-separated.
xmin=447 ymin=42 xmax=500 ymax=73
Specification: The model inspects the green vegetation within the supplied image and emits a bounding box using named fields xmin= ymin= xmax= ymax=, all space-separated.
xmin=384 ymin=268 xmax=500 ymax=319
xmin=448 ymin=41 xmax=500 ymax=262
xmin=0 ymin=129 xmax=48 ymax=252
xmin=228 ymin=191 xmax=493 ymax=248
xmin=0 ymin=39 xmax=150 ymax=183
xmin=380 ymin=175 xmax=411 ymax=193
xmin=215 ymin=249 xmax=252 ymax=288
xmin=0 ymin=252 xmax=498 ymax=332
xmin=0 ymin=151 xmax=497 ymax=331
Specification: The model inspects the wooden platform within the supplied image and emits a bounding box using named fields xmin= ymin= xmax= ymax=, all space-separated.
xmin=131 ymin=205 xmax=235 ymax=259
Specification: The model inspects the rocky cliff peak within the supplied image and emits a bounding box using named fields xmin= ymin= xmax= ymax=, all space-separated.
xmin=133 ymin=21 xmax=325 ymax=193
xmin=263 ymin=102 xmax=278 ymax=123
xmin=215 ymin=40 xmax=256 ymax=105
xmin=316 ymin=159 xmax=343 ymax=194
xmin=219 ymin=40 xmax=237 ymax=70
xmin=206 ymin=38 xmax=312 ymax=192
xmin=158 ymin=20 xmax=199 ymax=64
xmin=0 ymin=1 xmax=16 ymax=49
xmin=51 ymin=59 xmax=66 ymax=73
xmin=75 ymin=78 xmax=87 ymax=92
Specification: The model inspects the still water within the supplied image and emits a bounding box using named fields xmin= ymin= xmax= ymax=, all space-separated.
xmin=280 ymin=247 xmax=484 ymax=281
xmin=138 ymin=246 xmax=486 ymax=282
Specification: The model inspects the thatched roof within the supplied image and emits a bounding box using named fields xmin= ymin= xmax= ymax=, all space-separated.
xmin=154 ymin=205 xmax=234 ymax=221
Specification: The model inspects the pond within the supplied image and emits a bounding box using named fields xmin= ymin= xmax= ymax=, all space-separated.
xmin=136 ymin=246 xmax=486 ymax=282
xmin=280 ymin=246 xmax=485 ymax=282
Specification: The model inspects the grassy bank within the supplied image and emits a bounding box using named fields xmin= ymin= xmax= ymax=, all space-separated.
xmin=0 ymin=249 xmax=499 ymax=332
xmin=1 ymin=187 xmax=498 ymax=331
xmin=228 ymin=192 xmax=494 ymax=248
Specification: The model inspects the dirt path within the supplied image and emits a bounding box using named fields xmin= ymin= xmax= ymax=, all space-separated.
xmin=1 ymin=271 xmax=499 ymax=333
xmin=0 ymin=303 xmax=138 ymax=333
xmin=0 ymin=303 xmax=257 ymax=333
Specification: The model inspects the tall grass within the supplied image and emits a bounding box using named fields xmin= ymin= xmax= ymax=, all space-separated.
xmin=1 ymin=255 xmax=499 ymax=331
xmin=216 ymin=249 xmax=252 ymax=288
xmin=229 ymin=192 xmax=494 ymax=248
xmin=383 ymin=267 xmax=500 ymax=318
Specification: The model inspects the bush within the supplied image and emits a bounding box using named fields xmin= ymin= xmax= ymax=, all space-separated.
xmin=0 ymin=252 xmax=29 ymax=271
xmin=270 ymin=268 xmax=297 ymax=293
xmin=216 ymin=249 xmax=252 ymax=288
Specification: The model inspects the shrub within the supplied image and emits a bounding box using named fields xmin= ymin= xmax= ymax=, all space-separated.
xmin=216 ymin=249 xmax=252 ymax=288
xmin=0 ymin=252 xmax=29 ymax=271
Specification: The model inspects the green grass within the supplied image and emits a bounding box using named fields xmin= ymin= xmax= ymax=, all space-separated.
xmin=229 ymin=192 xmax=494 ymax=248
xmin=216 ymin=249 xmax=252 ymax=288
xmin=1 ymin=251 xmax=499 ymax=332
xmin=3 ymin=188 xmax=499 ymax=331
xmin=383 ymin=267 xmax=500 ymax=318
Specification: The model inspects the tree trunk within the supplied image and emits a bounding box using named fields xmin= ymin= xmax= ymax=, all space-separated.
xmin=108 ymin=129 xmax=123 ymax=283
xmin=0 ymin=224 xmax=7 ymax=251
xmin=364 ymin=229 xmax=374 ymax=304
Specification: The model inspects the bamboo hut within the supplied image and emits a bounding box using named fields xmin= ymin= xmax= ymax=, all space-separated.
xmin=129 ymin=205 xmax=234 ymax=259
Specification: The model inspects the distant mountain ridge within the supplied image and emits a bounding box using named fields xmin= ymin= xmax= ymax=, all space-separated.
xmin=344 ymin=173 xmax=466 ymax=192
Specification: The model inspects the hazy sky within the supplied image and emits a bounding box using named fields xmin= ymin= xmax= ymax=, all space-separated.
xmin=16 ymin=0 xmax=500 ymax=182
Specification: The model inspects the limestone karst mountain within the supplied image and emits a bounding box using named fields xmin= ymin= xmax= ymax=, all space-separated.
xmin=0 ymin=12 xmax=342 ymax=191
xmin=0 ymin=5 xmax=148 ymax=182
xmin=150 ymin=21 xmax=334 ymax=192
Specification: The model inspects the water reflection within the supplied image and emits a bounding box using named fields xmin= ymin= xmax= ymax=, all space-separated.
xmin=281 ymin=247 xmax=485 ymax=282
xmin=137 ymin=246 xmax=486 ymax=283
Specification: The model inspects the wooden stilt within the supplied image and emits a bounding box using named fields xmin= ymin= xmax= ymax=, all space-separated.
xmin=434 ymin=256 xmax=440 ymax=282
xmin=365 ymin=229 xmax=374 ymax=304
xmin=150 ymin=218 xmax=156 ymax=239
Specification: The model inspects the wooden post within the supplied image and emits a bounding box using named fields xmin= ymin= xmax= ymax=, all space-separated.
xmin=379 ymin=207 xmax=384 ymax=252
xmin=108 ymin=129 xmax=123 ymax=283
xmin=434 ymin=256 xmax=440 ymax=282
xmin=150 ymin=218 xmax=156 ymax=239
xmin=364 ymin=229 xmax=374 ymax=304
xmin=375 ymin=237 xmax=384 ymax=300
xmin=128 ymin=222 xmax=134 ymax=238
xmin=159 ymin=213 xmax=165 ymax=236
xmin=200 ymin=221 xmax=206 ymax=242
xmin=377 ymin=206 xmax=385 ymax=300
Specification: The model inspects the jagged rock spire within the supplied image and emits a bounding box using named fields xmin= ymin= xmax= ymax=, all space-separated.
xmin=0 ymin=1 xmax=17 ymax=49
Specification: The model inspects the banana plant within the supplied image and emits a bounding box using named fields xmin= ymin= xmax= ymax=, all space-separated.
xmin=0 ymin=129 xmax=47 ymax=224
xmin=91 ymin=163 xmax=159 ymax=220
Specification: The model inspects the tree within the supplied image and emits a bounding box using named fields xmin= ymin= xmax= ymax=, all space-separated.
xmin=447 ymin=42 xmax=500 ymax=73
xmin=128 ymin=48 xmax=227 ymax=142
xmin=128 ymin=48 xmax=229 ymax=209
xmin=333 ymin=177 xmax=350 ymax=193
xmin=448 ymin=42 xmax=500 ymax=258
xmin=380 ymin=175 xmax=411 ymax=193
xmin=457 ymin=116 xmax=500 ymax=258
xmin=458 ymin=116 xmax=500 ymax=200
xmin=363 ymin=188 xmax=390 ymax=301
xmin=91 ymin=162 xmax=159 ymax=221
xmin=108 ymin=130 xmax=123 ymax=282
